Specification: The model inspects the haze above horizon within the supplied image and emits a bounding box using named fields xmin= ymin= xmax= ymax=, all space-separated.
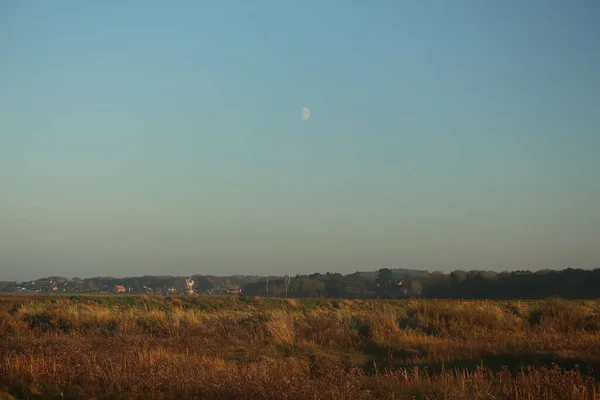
xmin=1 ymin=1 xmax=599 ymax=281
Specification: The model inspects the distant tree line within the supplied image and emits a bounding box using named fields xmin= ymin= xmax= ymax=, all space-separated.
xmin=420 ymin=268 xmax=600 ymax=299
xmin=2 ymin=268 xmax=599 ymax=299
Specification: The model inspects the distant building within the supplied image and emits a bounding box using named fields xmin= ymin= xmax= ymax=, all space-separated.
xmin=228 ymin=286 xmax=242 ymax=295
xmin=345 ymin=285 xmax=361 ymax=295
xmin=206 ymin=285 xmax=242 ymax=296
xmin=115 ymin=285 xmax=126 ymax=293
xmin=142 ymin=285 xmax=153 ymax=293
xmin=185 ymin=278 xmax=194 ymax=295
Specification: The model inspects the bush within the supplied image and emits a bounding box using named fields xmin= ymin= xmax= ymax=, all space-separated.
xmin=529 ymin=297 xmax=595 ymax=332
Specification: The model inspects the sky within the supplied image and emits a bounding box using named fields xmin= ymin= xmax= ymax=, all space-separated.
xmin=1 ymin=1 xmax=599 ymax=281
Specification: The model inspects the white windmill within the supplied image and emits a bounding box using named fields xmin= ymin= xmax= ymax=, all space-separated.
xmin=185 ymin=277 xmax=194 ymax=295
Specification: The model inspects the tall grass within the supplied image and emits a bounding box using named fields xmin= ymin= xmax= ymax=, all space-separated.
xmin=1 ymin=296 xmax=599 ymax=399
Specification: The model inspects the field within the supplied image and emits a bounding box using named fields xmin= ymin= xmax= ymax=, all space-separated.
xmin=1 ymin=295 xmax=600 ymax=399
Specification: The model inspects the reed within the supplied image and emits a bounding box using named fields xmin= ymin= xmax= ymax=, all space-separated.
xmin=0 ymin=295 xmax=599 ymax=399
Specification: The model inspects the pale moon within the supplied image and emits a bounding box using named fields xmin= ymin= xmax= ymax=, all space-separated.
xmin=301 ymin=106 xmax=310 ymax=121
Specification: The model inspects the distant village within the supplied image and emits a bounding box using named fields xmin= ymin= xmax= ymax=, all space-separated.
xmin=1 ymin=268 xmax=598 ymax=299
xmin=1 ymin=269 xmax=427 ymax=298
xmin=7 ymin=277 xmax=243 ymax=296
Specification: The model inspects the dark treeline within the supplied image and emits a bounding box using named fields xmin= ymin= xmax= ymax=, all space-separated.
xmin=2 ymin=268 xmax=599 ymax=299
xmin=421 ymin=268 xmax=600 ymax=299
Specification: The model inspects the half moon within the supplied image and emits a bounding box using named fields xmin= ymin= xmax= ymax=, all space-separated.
xmin=301 ymin=106 xmax=310 ymax=121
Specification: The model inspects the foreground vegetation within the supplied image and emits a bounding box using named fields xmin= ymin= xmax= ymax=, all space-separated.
xmin=1 ymin=295 xmax=600 ymax=399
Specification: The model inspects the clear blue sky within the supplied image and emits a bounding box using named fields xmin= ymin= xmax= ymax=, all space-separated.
xmin=1 ymin=1 xmax=599 ymax=280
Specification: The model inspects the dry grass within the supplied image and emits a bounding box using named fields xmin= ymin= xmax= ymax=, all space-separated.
xmin=1 ymin=295 xmax=599 ymax=399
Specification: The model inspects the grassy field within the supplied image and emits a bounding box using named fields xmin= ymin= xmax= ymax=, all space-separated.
xmin=1 ymin=295 xmax=600 ymax=399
